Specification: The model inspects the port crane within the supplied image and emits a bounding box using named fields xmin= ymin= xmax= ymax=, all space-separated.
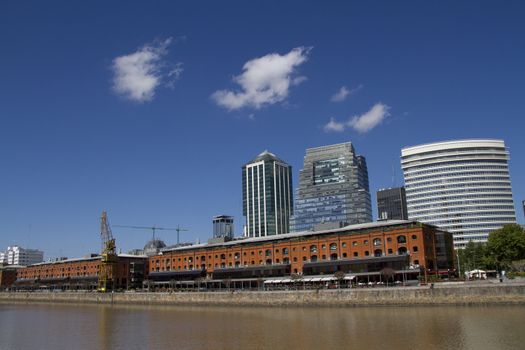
xmin=98 ymin=211 xmax=117 ymax=293
xmin=113 ymin=224 xmax=189 ymax=245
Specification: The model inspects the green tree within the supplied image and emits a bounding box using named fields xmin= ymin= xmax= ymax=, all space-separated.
xmin=456 ymin=241 xmax=488 ymax=273
xmin=485 ymin=224 xmax=525 ymax=271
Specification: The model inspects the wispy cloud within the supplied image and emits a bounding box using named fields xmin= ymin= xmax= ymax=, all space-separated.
xmin=330 ymin=84 xmax=362 ymax=102
xmin=112 ymin=38 xmax=183 ymax=102
xmin=323 ymin=103 xmax=390 ymax=133
xmin=212 ymin=47 xmax=311 ymax=110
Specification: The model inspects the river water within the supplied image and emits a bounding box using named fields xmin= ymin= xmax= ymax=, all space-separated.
xmin=1 ymin=303 xmax=524 ymax=350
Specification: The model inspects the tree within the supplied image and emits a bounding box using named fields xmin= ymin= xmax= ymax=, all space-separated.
xmin=456 ymin=241 xmax=488 ymax=272
xmin=485 ymin=224 xmax=525 ymax=271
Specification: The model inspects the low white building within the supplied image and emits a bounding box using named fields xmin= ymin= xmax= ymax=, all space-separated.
xmin=1 ymin=246 xmax=44 ymax=266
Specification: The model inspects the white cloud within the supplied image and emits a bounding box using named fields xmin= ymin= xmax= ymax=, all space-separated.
xmin=330 ymin=84 xmax=362 ymax=102
xmin=323 ymin=103 xmax=390 ymax=133
xmin=212 ymin=47 xmax=311 ymax=110
xmin=112 ymin=38 xmax=183 ymax=102
xmin=323 ymin=117 xmax=346 ymax=132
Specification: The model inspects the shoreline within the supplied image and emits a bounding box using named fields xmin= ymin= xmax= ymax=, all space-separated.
xmin=2 ymin=283 xmax=525 ymax=307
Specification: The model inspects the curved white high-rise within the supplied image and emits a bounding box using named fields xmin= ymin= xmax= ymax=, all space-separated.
xmin=401 ymin=139 xmax=516 ymax=248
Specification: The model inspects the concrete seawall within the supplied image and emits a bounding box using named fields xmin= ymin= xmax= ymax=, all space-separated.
xmin=1 ymin=283 xmax=525 ymax=307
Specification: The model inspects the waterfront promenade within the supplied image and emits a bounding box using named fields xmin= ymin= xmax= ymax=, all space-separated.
xmin=2 ymin=282 xmax=524 ymax=307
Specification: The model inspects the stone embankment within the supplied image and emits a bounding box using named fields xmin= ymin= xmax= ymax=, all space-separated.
xmin=1 ymin=283 xmax=524 ymax=307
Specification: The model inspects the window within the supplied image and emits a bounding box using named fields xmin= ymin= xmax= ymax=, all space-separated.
xmin=413 ymin=246 xmax=418 ymax=252
xmin=302 ymin=256 xmax=307 ymax=261
xmin=310 ymin=245 xmax=317 ymax=253
xmin=302 ymin=246 xmax=306 ymax=251
xmin=387 ymin=237 xmax=392 ymax=242
xmin=352 ymin=241 xmax=358 ymax=246
xmin=330 ymin=243 xmax=337 ymax=251
xmin=342 ymin=242 xmax=347 ymax=248
xmin=374 ymin=249 xmax=382 ymax=257
xmin=398 ymin=247 xmax=407 ymax=255
xmin=342 ymin=253 xmax=347 ymax=258
xmin=365 ymin=251 xmax=370 ymax=256
xmin=322 ymin=244 xmax=326 ymax=250
xmin=311 ymin=255 xmax=318 ymax=262
xmin=330 ymin=253 xmax=338 ymax=260
xmin=411 ymin=235 xmax=418 ymax=240
xmin=364 ymin=240 xmax=369 ymax=245
xmin=397 ymin=236 xmax=407 ymax=244
xmin=353 ymin=252 xmax=359 ymax=257
xmin=234 ymin=252 xmax=240 ymax=259
xmin=265 ymin=249 xmax=272 ymax=257
xmin=220 ymin=254 xmax=226 ymax=260
xmin=283 ymin=248 xmax=289 ymax=255
xmin=322 ymin=255 xmax=326 ymax=260
xmin=373 ymin=238 xmax=381 ymax=246
xmin=388 ymin=249 xmax=393 ymax=255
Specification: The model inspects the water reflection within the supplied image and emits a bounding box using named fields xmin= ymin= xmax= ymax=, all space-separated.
xmin=1 ymin=303 xmax=524 ymax=350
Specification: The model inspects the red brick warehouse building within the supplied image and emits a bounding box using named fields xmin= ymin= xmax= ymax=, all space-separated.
xmin=148 ymin=220 xmax=455 ymax=288
xmin=14 ymin=254 xmax=148 ymax=291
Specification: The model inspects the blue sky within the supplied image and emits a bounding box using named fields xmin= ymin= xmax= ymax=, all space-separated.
xmin=1 ymin=1 xmax=524 ymax=259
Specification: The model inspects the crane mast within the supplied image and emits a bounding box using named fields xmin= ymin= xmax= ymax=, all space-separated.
xmin=98 ymin=211 xmax=117 ymax=292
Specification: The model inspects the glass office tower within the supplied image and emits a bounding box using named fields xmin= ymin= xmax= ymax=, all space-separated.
xmin=242 ymin=151 xmax=293 ymax=237
xmin=401 ymin=139 xmax=516 ymax=248
xmin=377 ymin=187 xmax=408 ymax=220
xmin=292 ymin=142 xmax=372 ymax=232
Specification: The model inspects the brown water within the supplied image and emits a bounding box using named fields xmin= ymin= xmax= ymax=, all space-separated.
xmin=1 ymin=303 xmax=524 ymax=350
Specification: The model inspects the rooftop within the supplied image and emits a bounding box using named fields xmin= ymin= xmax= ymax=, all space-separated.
xmin=247 ymin=150 xmax=287 ymax=165
xmin=161 ymin=220 xmax=426 ymax=254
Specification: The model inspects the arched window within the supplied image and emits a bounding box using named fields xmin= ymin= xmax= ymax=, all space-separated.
xmin=200 ymin=256 xmax=206 ymax=262
xmin=266 ymin=259 xmax=272 ymax=265
xmin=330 ymin=253 xmax=338 ymax=260
xmin=283 ymin=257 xmax=290 ymax=264
xmin=234 ymin=252 xmax=240 ymax=259
xmin=311 ymin=255 xmax=318 ymax=262
xmin=411 ymin=235 xmax=418 ymax=240
xmin=220 ymin=254 xmax=226 ymax=259
xmin=374 ymin=249 xmax=382 ymax=257
xmin=373 ymin=238 xmax=381 ymax=246
xmin=397 ymin=235 xmax=407 ymax=244
xmin=330 ymin=243 xmax=337 ymax=251
xmin=265 ymin=249 xmax=272 ymax=257
xmin=310 ymin=245 xmax=317 ymax=253
xmin=282 ymin=248 xmax=289 ymax=255
xmin=398 ymin=247 xmax=408 ymax=255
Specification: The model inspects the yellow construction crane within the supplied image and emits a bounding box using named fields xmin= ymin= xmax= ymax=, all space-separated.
xmin=98 ymin=211 xmax=117 ymax=293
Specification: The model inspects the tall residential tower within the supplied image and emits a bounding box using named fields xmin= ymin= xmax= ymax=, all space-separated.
xmin=293 ymin=142 xmax=372 ymax=232
xmin=242 ymin=151 xmax=293 ymax=237
xmin=401 ymin=139 xmax=516 ymax=248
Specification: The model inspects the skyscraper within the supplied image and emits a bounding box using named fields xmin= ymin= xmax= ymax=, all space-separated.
xmin=377 ymin=187 xmax=408 ymax=220
xmin=292 ymin=142 xmax=372 ymax=232
xmin=401 ymin=139 xmax=516 ymax=248
xmin=242 ymin=151 xmax=293 ymax=237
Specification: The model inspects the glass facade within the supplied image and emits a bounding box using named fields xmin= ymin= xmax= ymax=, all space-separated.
xmin=377 ymin=187 xmax=408 ymax=220
xmin=401 ymin=139 xmax=516 ymax=249
xmin=292 ymin=142 xmax=372 ymax=232
xmin=242 ymin=151 xmax=293 ymax=237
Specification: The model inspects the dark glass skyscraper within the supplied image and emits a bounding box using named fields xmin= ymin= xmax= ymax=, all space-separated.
xmin=292 ymin=142 xmax=372 ymax=232
xmin=242 ymin=151 xmax=293 ymax=237
xmin=377 ymin=187 xmax=408 ymax=220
